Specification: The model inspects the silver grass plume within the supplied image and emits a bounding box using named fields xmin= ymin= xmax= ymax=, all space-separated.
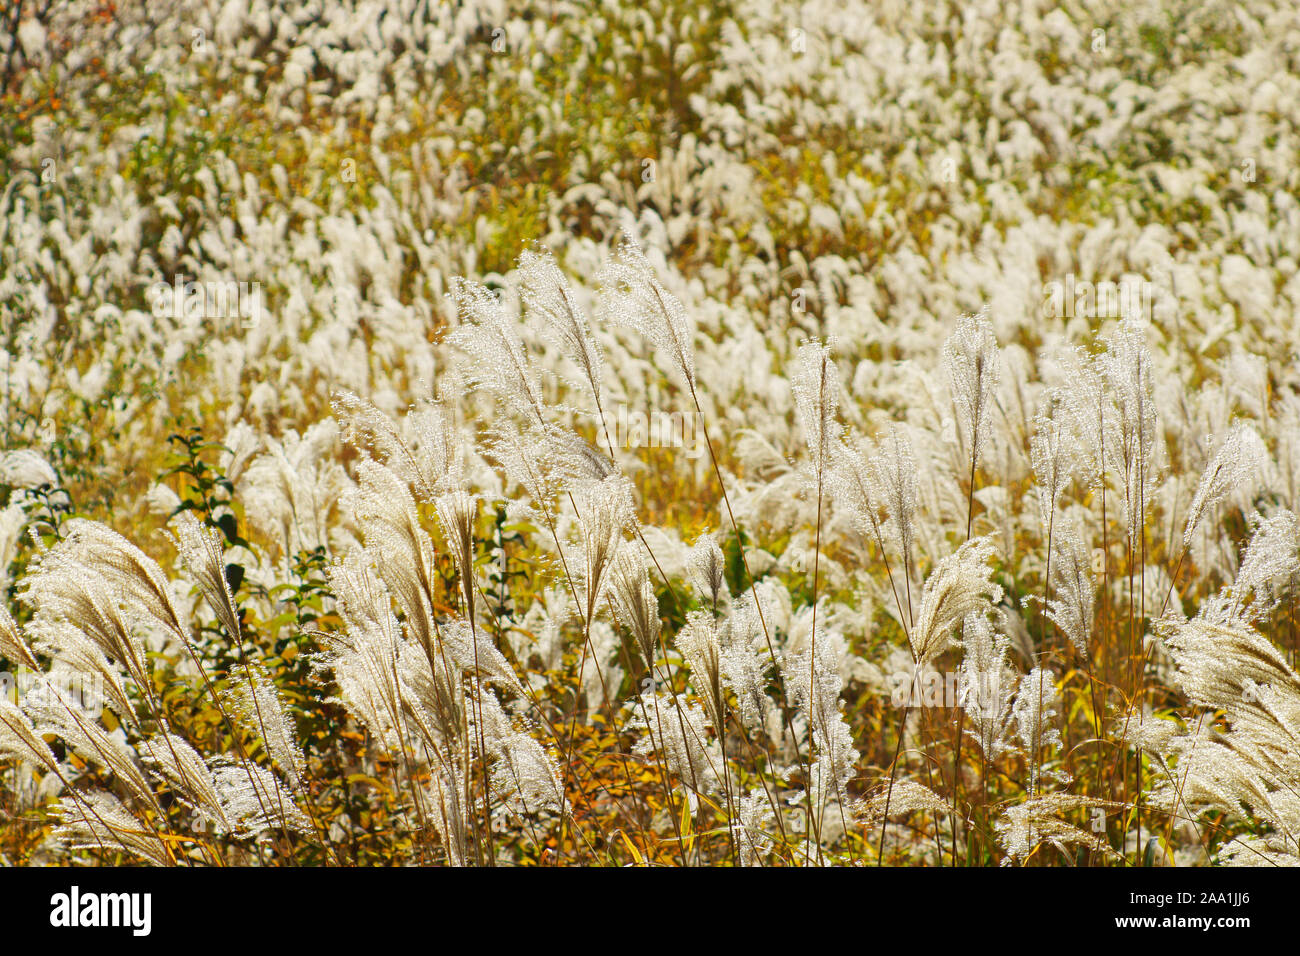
xmin=1160 ymin=594 xmax=1300 ymax=741
xmin=494 ymin=418 xmax=617 ymax=502
xmin=688 ymin=533 xmax=730 ymax=613
xmin=142 ymin=733 xmax=231 ymax=833
xmin=956 ymin=612 xmax=1018 ymax=761
xmin=328 ymin=549 xmax=402 ymax=643
xmin=434 ymin=489 xmax=480 ymax=622
xmin=488 ymin=422 xmax=566 ymax=513
xmin=997 ymin=345 xmax=1038 ymax=456
xmin=677 ymin=610 xmax=727 ymax=734
xmin=427 ymin=769 xmax=470 ymax=866
xmin=630 ymin=691 xmax=720 ymax=797
xmin=1030 ymin=393 xmax=1080 ymax=533
xmin=334 ymin=390 xmax=461 ymax=498
xmin=407 ymin=401 xmax=464 ymax=493
xmin=169 ymin=511 xmax=241 ymax=641
xmin=1231 ymin=510 xmax=1300 ymax=621
xmin=330 ymin=550 xmax=457 ymax=770
xmin=448 ymin=277 xmax=547 ymax=427
xmin=20 ymin=547 xmax=152 ymax=691
xmin=1012 ymin=667 xmax=1064 ymax=795
xmin=1049 ymin=346 xmax=1103 ymax=490
xmin=431 ymin=489 xmax=497 ymax=836
xmin=719 ymin=593 xmax=774 ymax=733
xmin=910 ymin=537 xmax=1003 ymax=665
xmin=518 ymin=246 xmax=605 ymax=407
xmin=27 ymin=689 xmax=160 ymax=811
xmin=1128 ymin=721 xmax=1239 ymax=861
xmin=491 ymin=731 xmax=564 ymax=819
xmin=598 ymin=233 xmax=697 ymax=392
xmin=227 ymin=668 xmax=304 ymax=787
xmin=607 ymin=542 xmax=661 ymax=672
xmin=488 ymin=422 xmax=620 ymax=591
xmin=791 ymin=339 xmax=842 ymax=486
xmin=237 ymin=427 xmax=344 ymax=562
xmin=548 ymin=425 xmax=619 ymax=488
xmin=1219 ymin=838 xmax=1300 ymax=867
xmin=791 ymin=337 xmax=841 ymax=809
xmin=324 ymin=554 xmax=410 ymax=750
xmin=1046 ymin=522 xmax=1095 ymax=656
xmin=831 ymin=435 xmax=881 ymax=538
xmin=1277 ymin=394 xmax=1300 ymax=506
xmin=1183 ymin=422 xmax=1268 ymax=547
xmin=350 ymin=460 xmax=439 ymax=654
xmin=333 ymin=390 xmax=431 ymax=496
xmin=53 ymin=791 xmax=169 ymax=866
xmin=210 ymin=762 xmax=311 ymax=837
xmin=832 ymin=424 xmax=919 ymax=624
xmin=1097 ymin=318 xmax=1159 ymax=547
xmin=781 ymin=615 xmax=860 ymax=818
xmin=0 ymin=601 xmax=39 ymax=671
xmin=27 ymin=623 xmax=136 ymax=722
xmin=396 ymin=634 xmax=463 ymax=753
xmin=0 ymin=449 xmax=57 ymax=489
xmin=734 ymin=789 xmax=775 ymax=866
xmin=997 ymin=794 xmax=1121 ymax=864
xmin=1142 ymin=696 xmax=1300 ymax=865
xmin=574 ymin=478 xmax=634 ymax=632
xmin=872 ymin=422 xmax=919 ymax=597
xmin=468 ymin=679 xmax=516 ymax=746
xmin=942 ymin=309 xmax=1000 ymax=464
xmin=437 ymin=617 xmax=525 ymax=698
xmin=862 ymin=779 xmax=948 ymax=827
xmin=0 ymin=697 xmax=60 ymax=774
xmin=45 ymin=519 xmax=188 ymax=641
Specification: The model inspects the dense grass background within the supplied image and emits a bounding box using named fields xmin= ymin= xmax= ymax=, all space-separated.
xmin=3 ymin=0 xmax=1300 ymax=866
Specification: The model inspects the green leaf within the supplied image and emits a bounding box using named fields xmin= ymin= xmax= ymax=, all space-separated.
xmin=217 ymin=512 xmax=240 ymax=547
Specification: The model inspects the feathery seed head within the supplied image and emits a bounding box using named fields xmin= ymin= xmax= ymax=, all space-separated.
xmin=448 ymin=277 xmax=547 ymax=427
xmin=227 ymin=668 xmax=304 ymax=787
xmin=1232 ymin=510 xmax=1300 ymax=621
xmin=435 ymin=489 xmax=480 ymax=617
xmin=1184 ymin=423 xmax=1268 ymax=546
xmin=518 ymin=246 xmax=605 ymax=406
xmin=607 ymin=542 xmax=661 ymax=672
xmin=689 ymin=533 xmax=730 ymax=612
xmin=0 ymin=601 xmax=39 ymax=671
xmin=942 ymin=309 xmax=1001 ymax=462
xmin=910 ymin=537 xmax=1003 ymax=665
xmin=1046 ymin=522 xmax=1096 ymax=656
xmin=598 ymin=233 xmax=697 ymax=392
xmin=791 ymin=340 xmax=842 ymax=478
xmin=169 ymin=511 xmax=242 ymax=642
xmin=677 ymin=610 xmax=727 ymax=732
xmin=575 ymin=478 xmax=635 ymax=630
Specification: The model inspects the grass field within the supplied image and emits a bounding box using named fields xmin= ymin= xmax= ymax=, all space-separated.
xmin=3 ymin=0 xmax=1300 ymax=866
